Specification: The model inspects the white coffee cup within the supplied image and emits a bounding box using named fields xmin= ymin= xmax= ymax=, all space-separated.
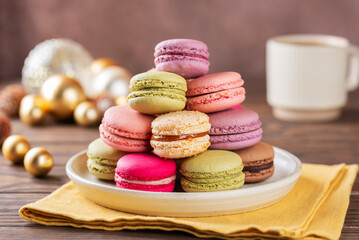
xmin=266 ymin=34 xmax=359 ymax=122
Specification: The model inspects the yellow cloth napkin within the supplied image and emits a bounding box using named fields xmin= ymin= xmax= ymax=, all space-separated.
xmin=19 ymin=163 xmax=358 ymax=239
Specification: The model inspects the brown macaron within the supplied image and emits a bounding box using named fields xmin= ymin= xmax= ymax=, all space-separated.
xmin=233 ymin=142 xmax=274 ymax=183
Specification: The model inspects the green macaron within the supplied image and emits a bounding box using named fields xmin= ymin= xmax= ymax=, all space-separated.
xmin=180 ymin=150 xmax=245 ymax=192
xmin=128 ymin=71 xmax=187 ymax=115
xmin=87 ymin=138 xmax=128 ymax=180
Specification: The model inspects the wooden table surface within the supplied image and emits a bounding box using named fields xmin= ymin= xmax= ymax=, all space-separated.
xmin=0 ymin=84 xmax=358 ymax=240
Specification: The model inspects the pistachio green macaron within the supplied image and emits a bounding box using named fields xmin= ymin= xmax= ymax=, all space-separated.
xmin=180 ymin=150 xmax=245 ymax=192
xmin=87 ymin=138 xmax=128 ymax=180
xmin=128 ymin=71 xmax=187 ymax=115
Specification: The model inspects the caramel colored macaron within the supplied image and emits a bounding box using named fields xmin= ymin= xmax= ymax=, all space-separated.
xmin=151 ymin=110 xmax=211 ymax=159
xmin=233 ymin=142 xmax=274 ymax=182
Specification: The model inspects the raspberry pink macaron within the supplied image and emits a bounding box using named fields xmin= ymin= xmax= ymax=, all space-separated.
xmin=154 ymin=39 xmax=210 ymax=79
xmin=208 ymin=108 xmax=262 ymax=150
xmin=99 ymin=105 xmax=155 ymax=152
xmin=186 ymin=72 xmax=246 ymax=113
xmin=115 ymin=153 xmax=176 ymax=192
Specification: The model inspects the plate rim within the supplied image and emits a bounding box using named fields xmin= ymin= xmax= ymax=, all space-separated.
xmin=66 ymin=146 xmax=302 ymax=199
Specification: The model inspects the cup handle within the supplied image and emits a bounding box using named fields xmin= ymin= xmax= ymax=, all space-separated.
xmin=347 ymin=45 xmax=359 ymax=91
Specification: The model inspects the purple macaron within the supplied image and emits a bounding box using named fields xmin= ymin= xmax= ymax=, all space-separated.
xmin=154 ymin=39 xmax=210 ymax=79
xmin=208 ymin=108 xmax=263 ymax=150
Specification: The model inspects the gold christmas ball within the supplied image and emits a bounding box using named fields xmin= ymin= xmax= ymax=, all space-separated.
xmin=41 ymin=74 xmax=86 ymax=120
xmin=91 ymin=58 xmax=118 ymax=75
xmin=74 ymin=101 xmax=101 ymax=126
xmin=116 ymin=96 xmax=128 ymax=106
xmin=92 ymin=66 xmax=131 ymax=99
xmin=19 ymin=95 xmax=47 ymax=125
xmin=0 ymin=111 xmax=11 ymax=144
xmin=24 ymin=147 xmax=53 ymax=177
xmin=2 ymin=135 xmax=31 ymax=164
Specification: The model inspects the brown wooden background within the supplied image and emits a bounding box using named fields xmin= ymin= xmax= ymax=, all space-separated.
xmin=1 ymin=0 xmax=359 ymax=83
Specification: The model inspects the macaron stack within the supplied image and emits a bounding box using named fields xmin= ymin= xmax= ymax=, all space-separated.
xmin=86 ymin=38 xmax=274 ymax=193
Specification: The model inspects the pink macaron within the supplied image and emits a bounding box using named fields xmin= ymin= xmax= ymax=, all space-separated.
xmin=186 ymin=72 xmax=246 ymax=113
xmin=99 ymin=105 xmax=155 ymax=152
xmin=154 ymin=39 xmax=210 ymax=79
xmin=115 ymin=153 xmax=177 ymax=192
xmin=208 ymin=108 xmax=262 ymax=150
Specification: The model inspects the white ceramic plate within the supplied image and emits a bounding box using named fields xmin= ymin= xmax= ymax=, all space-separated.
xmin=66 ymin=147 xmax=302 ymax=217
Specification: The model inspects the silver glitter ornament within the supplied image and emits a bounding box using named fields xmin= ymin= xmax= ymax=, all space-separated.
xmin=92 ymin=66 xmax=131 ymax=98
xmin=22 ymin=39 xmax=93 ymax=96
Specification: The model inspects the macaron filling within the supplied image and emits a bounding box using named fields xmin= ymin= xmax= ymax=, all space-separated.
xmin=209 ymin=120 xmax=261 ymax=135
xmin=87 ymin=160 xmax=116 ymax=174
xmin=210 ymin=128 xmax=263 ymax=144
xmin=182 ymin=172 xmax=242 ymax=184
xmin=181 ymin=173 xmax=245 ymax=191
xmin=157 ymin=52 xmax=208 ymax=59
xmin=115 ymin=174 xmax=176 ymax=185
xmin=130 ymin=78 xmax=187 ymax=92
xmin=155 ymin=54 xmax=209 ymax=64
xmin=86 ymin=153 xmax=117 ymax=166
xmin=154 ymin=46 xmax=209 ymax=59
xmin=128 ymin=89 xmax=186 ymax=102
xmin=243 ymin=162 xmax=273 ymax=173
xmin=151 ymin=132 xmax=208 ymax=142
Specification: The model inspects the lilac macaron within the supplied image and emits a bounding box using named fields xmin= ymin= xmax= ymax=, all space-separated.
xmin=208 ymin=108 xmax=263 ymax=150
xmin=154 ymin=39 xmax=210 ymax=79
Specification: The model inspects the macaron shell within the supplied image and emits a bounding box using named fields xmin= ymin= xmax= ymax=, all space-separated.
xmin=130 ymin=71 xmax=187 ymax=92
xmin=116 ymin=153 xmax=176 ymax=180
xmin=154 ymin=39 xmax=209 ymax=58
xmin=186 ymin=87 xmax=245 ymax=113
xmin=151 ymin=135 xmax=210 ymax=159
xmin=151 ymin=110 xmax=211 ymax=135
xmin=87 ymin=159 xmax=116 ymax=180
xmin=128 ymin=96 xmax=186 ymax=115
xmin=235 ymin=142 xmax=275 ymax=163
xmin=180 ymin=150 xmax=243 ymax=177
xmin=101 ymin=105 xmax=154 ymax=140
xmin=180 ymin=172 xmax=245 ymax=192
xmin=209 ymin=128 xmax=263 ymax=150
xmin=186 ymin=72 xmax=244 ymax=97
xmin=87 ymin=138 xmax=128 ymax=161
xmin=155 ymin=60 xmax=209 ymax=79
xmin=100 ymin=125 xmax=151 ymax=152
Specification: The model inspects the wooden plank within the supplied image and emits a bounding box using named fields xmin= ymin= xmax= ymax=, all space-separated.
xmin=11 ymin=120 xmax=99 ymax=143
xmin=0 ymin=164 xmax=68 ymax=193
xmin=0 ymin=227 xmax=203 ymax=240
